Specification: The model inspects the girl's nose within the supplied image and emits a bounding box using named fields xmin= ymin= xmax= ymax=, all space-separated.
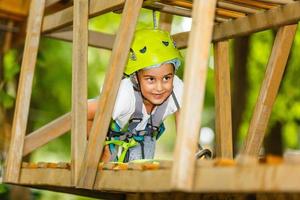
xmin=155 ymin=81 xmax=163 ymax=92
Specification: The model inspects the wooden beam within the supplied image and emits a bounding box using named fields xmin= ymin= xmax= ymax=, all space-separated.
xmin=241 ymin=24 xmax=297 ymax=156
xmin=71 ymin=0 xmax=88 ymax=185
xmin=259 ymin=0 xmax=294 ymax=4
xmin=42 ymin=0 xmax=125 ymax=33
xmin=3 ymin=0 xmax=46 ymax=183
xmin=45 ymin=0 xmax=73 ymax=15
xmin=17 ymin=163 xmax=300 ymax=193
xmin=217 ymin=1 xmax=258 ymax=14
xmin=44 ymin=30 xmax=115 ymax=50
xmin=172 ymin=1 xmax=300 ymax=47
xmin=77 ymin=0 xmax=143 ymax=189
xmin=214 ymin=41 xmax=233 ymax=159
xmin=23 ymin=113 xmax=71 ymax=156
xmin=226 ymin=0 xmax=277 ymax=9
xmin=216 ymin=7 xmax=246 ymax=18
xmin=171 ymin=0 xmax=217 ymax=191
xmin=145 ymin=1 xmax=191 ymax=17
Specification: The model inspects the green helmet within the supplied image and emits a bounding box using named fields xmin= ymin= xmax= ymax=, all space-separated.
xmin=124 ymin=29 xmax=183 ymax=75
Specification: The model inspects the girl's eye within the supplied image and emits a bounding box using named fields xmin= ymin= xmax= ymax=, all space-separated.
xmin=163 ymin=76 xmax=171 ymax=81
xmin=146 ymin=77 xmax=154 ymax=83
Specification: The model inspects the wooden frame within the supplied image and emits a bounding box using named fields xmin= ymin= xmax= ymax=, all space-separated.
xmin=3 ymin=0 xmax=300 ymax=196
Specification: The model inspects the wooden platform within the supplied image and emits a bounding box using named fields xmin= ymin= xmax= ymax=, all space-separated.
xmin=14 ymin=159 xmax=300 ymax=194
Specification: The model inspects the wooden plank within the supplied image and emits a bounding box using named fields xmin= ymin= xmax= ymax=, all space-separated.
xmin=44 ymin=30 xmax=115 ymax=50
xmin=42 ymin=0 xmax=125 ymax=33
xmin=77 ymin=0 xmax=144 ymax=189
xmin=241 ymin=24 xmax=297 ymax=156
xmin=17 ymin=164 xmax=300 ymax=193
xmin=145 ymin=1 xmax=191 ymax=17
xmin=23 ymin=112 xmax=71 ymax=156
xmin=45 ymin=0 xmax=73 ymax=15
xmin=216 ymin=7 xmax=246 ymax=18
xmin=71 ymin=0 xmax=88 ymax=185
xmin=217 ymin=1 xmax=258 ymax=14
xmin=227 ymin=0 xmax=277 ymax=9
xmin=172 ymin=1 xmax=300 ymax=47
xmin=171 ymin=0 xmax=217 ymax=191
xmin=259 ymin=0 xmax=294 ymax=4
xmin=3 ymin=0 xmax=46 ymax=184
xmin=213 ymin=41 xmax=233 ymax=159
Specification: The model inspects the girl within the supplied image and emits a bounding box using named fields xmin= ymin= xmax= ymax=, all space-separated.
xmin=88 ymin=29 xmax=183 ymax=162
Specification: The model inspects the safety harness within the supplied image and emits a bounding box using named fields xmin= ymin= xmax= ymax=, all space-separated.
xmin=106 ymin=88 xmax=180 ymax=163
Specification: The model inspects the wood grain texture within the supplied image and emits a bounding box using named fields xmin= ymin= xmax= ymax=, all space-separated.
xmin=77 ymin=0 xmax=143 ymax=189
xmin=23 ymin=112 xmax=71 ymax=156
xmin=4 ymin=0 xmax=46 ymax=183
xmin=71 ymin=0 xmax=88 ymax=185
xmin=214 ymin=41 xmax=233 ymax=159
xmin=171 ymin=0 xmax=217 ymax=191
xmin=241 ymin=24 xmax=298 ymax=156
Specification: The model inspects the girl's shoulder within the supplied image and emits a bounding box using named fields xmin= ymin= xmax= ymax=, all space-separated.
xmin=112 ymin=78 xmax=135 ymax=123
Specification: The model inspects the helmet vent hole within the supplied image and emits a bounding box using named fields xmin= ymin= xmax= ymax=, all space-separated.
xmin=162 ymin=41 xmax=169 ymax=46
xmin=139 ymin=46 xmax=147 ymax=53
xmin=130 ymin=48 xmax=137 ymax=61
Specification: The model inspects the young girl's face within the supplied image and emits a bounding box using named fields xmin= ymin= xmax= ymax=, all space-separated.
xmin=137 ymin=63 xmax=175 ymax=107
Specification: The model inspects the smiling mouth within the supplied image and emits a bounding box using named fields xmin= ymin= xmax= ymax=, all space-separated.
xmin=152 ymin=93 xmax=165 ymax=99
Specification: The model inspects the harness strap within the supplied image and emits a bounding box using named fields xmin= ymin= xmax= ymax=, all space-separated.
xmin=105 ymin=138 xmax=138 ymax=162
xmin=171 ymin=91 xmax=180 ymax=110
xmin=127 ymin=90 xmax=144 ymax=132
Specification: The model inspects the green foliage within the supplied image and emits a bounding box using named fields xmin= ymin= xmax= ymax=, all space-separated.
xmin=0 ymin=184 xmax=9 ymax=200
xmin=0 ymin=50 xmax=20 ymax=109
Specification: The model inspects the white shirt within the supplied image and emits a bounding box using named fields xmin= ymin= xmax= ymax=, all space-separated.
xmin=112 ymin=75 xmax=183 ymax=130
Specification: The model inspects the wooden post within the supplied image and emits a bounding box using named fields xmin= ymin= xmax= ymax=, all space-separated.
xmin=3 ymin=0 xmax=46 ymax=183
xmin=241 ymin=24 xmax=297 ymax=156
xmin=71 ymin=0 xmax=88 ymax=185
xmin=171 ymin=0 xmax=217 ymax=191
xmin=214 ymin=40 xmax=233 ymax=159
xmin=159 ymin=13 xmax=173 ymax=32
xmin=77 ymin=0 xmax=143 ymax=189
